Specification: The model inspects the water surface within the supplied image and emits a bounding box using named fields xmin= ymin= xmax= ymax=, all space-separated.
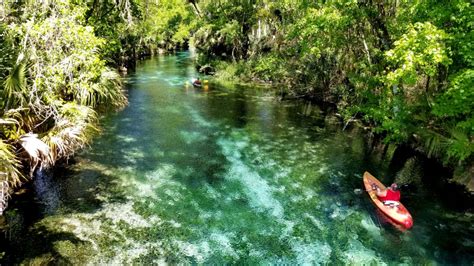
xmin=2 ymin=52 xmax=473 ymax=264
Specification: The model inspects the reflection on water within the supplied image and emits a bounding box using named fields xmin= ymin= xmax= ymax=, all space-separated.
xmin=1 ymin=52 xmax=473 ymax=264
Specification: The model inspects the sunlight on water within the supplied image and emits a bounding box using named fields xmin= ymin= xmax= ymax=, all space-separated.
xmin=180 ymin=130 xmax=207 ymax=144
xmin=186 ymin=106 xmax=216 ymax=128
xmin=218 ymin=137 xmax=284 ymax=218
xmin=5 ymin=52 xmax=472 ymax=265
xmin=292 ymin=241 xmax=331 ymax=265
xmin=343 ymin=239 xmax=385 ymax=264
xmin=37 ymin=201 xmax=163 ymax=264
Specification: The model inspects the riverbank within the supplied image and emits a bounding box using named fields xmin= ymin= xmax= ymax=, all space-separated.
xmin=1 ymin=53 xmax=473 ymax=264
xmin=206 ymin=65 xmax=474 ymax=194
xmin=0 ymin=1 xmax=193 ymax=217
xmin=190 ymin=1 xmax=473 ymax=191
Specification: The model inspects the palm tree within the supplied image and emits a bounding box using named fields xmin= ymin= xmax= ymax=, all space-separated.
xmin=0 ymin=3 xmax=128 ymax=216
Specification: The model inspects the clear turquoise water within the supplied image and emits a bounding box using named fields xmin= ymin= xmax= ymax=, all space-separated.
xmin=2 ymin=52 xmax=473 ymax=264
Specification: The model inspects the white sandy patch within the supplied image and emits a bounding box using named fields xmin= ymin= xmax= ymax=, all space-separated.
xmin=41 ymin=201 xmax=163 ymax=263
xmin=291 ymin=240 xmax=332 ymax=265
xmin=343 ymin=239 xmax=386 ymax=265
xmin=219 ymin=137 xmax=284 ymax=218
xmin=102 ymin=202 xmax=153 ymax=228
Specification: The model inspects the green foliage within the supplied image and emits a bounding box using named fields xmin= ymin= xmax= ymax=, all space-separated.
xmin=446 ymin=128 xmax=473 ymax=161
xmin=191 ymin=0 xmax=473 ymax=169
xmin=0 ymin=0 xmax=471 ymax=208
xmin=84 ymin=0 xmax=195 ymax=65
xmin=367 ymin=22 xmax=452 ymax=145
xmin=288 ymin=6 xmax=346 ymax=59
xmin=433 ymin=70 xmax=474 ymax=121
xmin=385 ymin=22 xmax=451 ymax=86
xmin=431 ymin=70 xmax=474 ymax=162
xmin=395 ymin=0 xmax=473 ymax=70
xmin=138 ymin=0 xmax=195 ymax=48
xmin=6 ymin=2 xmax=127 ymax=110
xmin=213 ymin=61 xmax=244 ymax=82
xmin=2 ymin=62 xmax=27 ymax=110
xmin=250 ymin=55 xmax=286 ymax=82
xmin=0 ymin=139 xmax=23 ymax=187
xmin=193 ymin=0 xmax=272 ymax=60
xmin=0 ymin=1 xmax=129 ymax=213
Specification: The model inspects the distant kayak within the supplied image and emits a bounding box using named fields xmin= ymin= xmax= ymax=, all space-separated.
xmin=191 ymin=78 xmax=202 ymax=87
xmin=363 ymin=171 xmax=413 ymax=229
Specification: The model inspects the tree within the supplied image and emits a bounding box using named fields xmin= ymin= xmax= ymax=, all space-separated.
xmin=0 ymin=1 xmax=127 ymax=214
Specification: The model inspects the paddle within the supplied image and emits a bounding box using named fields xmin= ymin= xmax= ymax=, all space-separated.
xmin=354 ymin=188 xmax=373 ymax=194
xmin=354 ymin=188 xmax=384 ymax=228
xmin=354 ymin=185 xmax=379 ymax=195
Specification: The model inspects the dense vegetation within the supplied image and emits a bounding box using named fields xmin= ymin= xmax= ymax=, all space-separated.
xmin=0 ymin=0 xmax=193 ymax=215
xmin=0 ymin=0 xmax=472 ymax=216
xmin=190 ymin=0 xmax=473 ymax=189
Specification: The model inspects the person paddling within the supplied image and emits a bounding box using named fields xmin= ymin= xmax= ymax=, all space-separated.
xmin=372 ymin=183 xmax=400 ymax=206
xmin=193 ymin=77 xmax=201 ymax=86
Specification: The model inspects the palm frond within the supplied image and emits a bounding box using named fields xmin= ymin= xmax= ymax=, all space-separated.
xmin=0 ymin=117 xmax=18 ymax=126
xmin=424 ymin=130 xmax=448 ymax=158
xmin=3 ymin=62 xmax=27 ymax=109
xmin=447 ymin=128 xmax=473 ymax=162
xmin=19 ymin=133 xmax=52 ymax=175
xmin=418 ymin=126 xmax=474 ymax=163
xmin=0 ymin=139 xmax=24 ymax=215
xmin=0 ymin=139 xmax=23 ymax=187
xmin=416 ymin=128 xmax=449 ymax=159
xmin=98 ymin=68 xmax=128 ymax=110
xmin=0 ymin=108 xmax=35 ymax=140
xmin=42 ymin=103 xmax=100 ymax=162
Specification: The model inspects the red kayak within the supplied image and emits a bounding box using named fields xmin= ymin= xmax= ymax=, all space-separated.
xmin=363 ymin=171 xmax=413 ymax=229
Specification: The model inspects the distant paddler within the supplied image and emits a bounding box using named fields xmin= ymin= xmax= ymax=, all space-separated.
xmin=192 ymin=77 xmax=202 ymax=87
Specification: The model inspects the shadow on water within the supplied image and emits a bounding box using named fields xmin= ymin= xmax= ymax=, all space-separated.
xmin=4 ymin=224 xmax=89 ymax=264
xmin=54 ymin=161 xmax=129 ymax=212
xmin=0 ymin=161 xmax=128 ymax=264
xmin=33 ymin=169 xmax=60 ymax=215
xmin=1 ymin=52 xmax=473 ymax=264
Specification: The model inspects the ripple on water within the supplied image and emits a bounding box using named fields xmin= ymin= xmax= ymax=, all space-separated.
xmin=180 ymin=130 xmax=208 ymax=144
xmin=36 ymin=201 xmax=164 ymax=264
xmin=187 ymin=107 xmax=216 ymax=128
xmin=217 ymin=137 xmax=284 ymax=219
xmin=343 ymin=239 xmax=386 ymax=265
xmin=291 ymin=240 xmax=332 ymax=265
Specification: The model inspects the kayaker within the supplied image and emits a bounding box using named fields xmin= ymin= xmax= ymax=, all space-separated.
xmin=373 ymin=183 xmax=401 ymax=206
xmin=193 ymin=77 xmax=202 ymax=86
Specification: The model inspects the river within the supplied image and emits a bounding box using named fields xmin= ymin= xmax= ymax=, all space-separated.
xmin=1 ymin=52 xmax=473 ymax=264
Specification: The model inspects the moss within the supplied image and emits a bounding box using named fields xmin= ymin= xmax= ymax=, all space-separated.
xmin=23 ymin=253 xmax=55 ymax=265
xmin=54 ymin=240 xmax=95 ymax=264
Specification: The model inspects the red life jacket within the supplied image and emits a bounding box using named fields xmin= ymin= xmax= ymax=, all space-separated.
xmin=379 ymin=189 xmax=400 ymax=201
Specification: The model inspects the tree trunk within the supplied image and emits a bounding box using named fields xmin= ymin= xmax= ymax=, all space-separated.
xmin=188 ymin=0 xmax=201 ymax=18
